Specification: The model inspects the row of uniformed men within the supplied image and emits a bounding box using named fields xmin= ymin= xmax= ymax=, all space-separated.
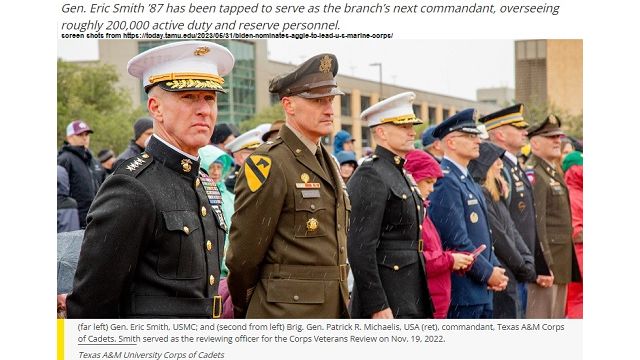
xmin=65 ymin=40 xmax=577 ymax=319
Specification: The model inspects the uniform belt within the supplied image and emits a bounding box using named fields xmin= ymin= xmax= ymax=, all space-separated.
xmin=260 ymin=264 xmax=349 ymax=282
xmin=377 ymin=239 xmax=423 ymax=252
xmin=126 ymin=295 xmax=223 ymax=318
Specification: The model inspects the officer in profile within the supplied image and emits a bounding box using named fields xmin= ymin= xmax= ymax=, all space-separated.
xmin=66 ymin=41 xmax=233 ymax=318
xmin=421 ymin=125 xmax=444 ymax=162
xmin=223 ymin=129 xmax=263 ymax=193
xmin=479 ymin=104 xmax=552 ymax=317
xmin=225 ymin=54 xmax=351 ymax=319
xmin=429 ymin=109 xmax=508 ymax=319
xmin=348 ymin=92 xmax=434 ymax=319
xmin=525 ymin=114 xmax=581 ymax=318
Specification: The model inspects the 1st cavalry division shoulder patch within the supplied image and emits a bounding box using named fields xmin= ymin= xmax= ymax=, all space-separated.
xmin=245 ymin=155 xmax=272 ymax=192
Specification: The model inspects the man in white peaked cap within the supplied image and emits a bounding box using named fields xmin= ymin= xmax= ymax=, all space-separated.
xmin=223 ymin=129 xmax=263 ymax=193
xmin=348 ymin=92 xmax=435 ymax=319
xmin=67 ymin=41 xmax=234 ymax=318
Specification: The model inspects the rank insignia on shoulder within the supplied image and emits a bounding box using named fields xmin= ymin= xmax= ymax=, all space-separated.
xmin=245 ymin=155 xmax=272 ymax=192
xmin=126 ymin=157 xmax=147 ymax=172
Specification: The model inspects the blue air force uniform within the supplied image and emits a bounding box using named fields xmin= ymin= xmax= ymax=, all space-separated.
xmin=428 ymin=109 xmax=500 ymax=318
xmin=430 ymin=159 xmax=499 ymax=309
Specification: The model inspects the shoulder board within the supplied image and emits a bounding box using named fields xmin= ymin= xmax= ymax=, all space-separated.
xmin=114 ymin=153 xmax=154 ymax=177
xmin=362 ymin=155 xmax=377 ymax=163
xmin=441 ymin=165 xmax=451 ymax=175
xmin=258 ymin=138 xmax=284 ymax=153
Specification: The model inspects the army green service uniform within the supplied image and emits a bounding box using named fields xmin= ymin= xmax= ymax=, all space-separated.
xmin=527 ymin=154 xmax=580 ymax=285
xmin=226 ymin=125 xmax=350 ymax=318
xmin=524 ymin=114 xmax=581 ymax=318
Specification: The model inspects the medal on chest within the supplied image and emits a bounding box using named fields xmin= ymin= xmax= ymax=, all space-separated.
xmin=199 ymin=172 xmax=227 ymax=231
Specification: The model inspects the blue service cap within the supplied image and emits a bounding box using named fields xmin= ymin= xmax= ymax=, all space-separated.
xmin=421 ymin=125 xmax=438 ymax=147
xmin=432 ymin=108 xmax=481 ymax=140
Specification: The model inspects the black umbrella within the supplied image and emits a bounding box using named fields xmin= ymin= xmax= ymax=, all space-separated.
xmin=57 ymin=230 xmax=84 ymax=294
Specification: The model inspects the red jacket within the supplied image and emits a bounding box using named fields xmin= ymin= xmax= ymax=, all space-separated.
xmin=422 ymin=207 xmax=454 ymax=319
xmin=565 ymin=165 xmax=583 ymax=240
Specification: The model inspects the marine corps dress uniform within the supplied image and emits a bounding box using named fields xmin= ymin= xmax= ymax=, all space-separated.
xmin=66 ymin=40 xmax=234 ymax=318
xmin=66 ymin=136 xmax=227 ymax=318
xmin=225 ymin=54 xmax=350 ymax=319
xmin=347 ymin=92 xmax=434 ymax=319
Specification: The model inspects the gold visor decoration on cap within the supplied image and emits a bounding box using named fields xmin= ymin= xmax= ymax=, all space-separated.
xmin=148 ymin=72 xmax=225 ymax=85
xmin=194 ymin=46 xmax=210 ymax=56
xmin=379 ymin=114 xmax=422 ymax=125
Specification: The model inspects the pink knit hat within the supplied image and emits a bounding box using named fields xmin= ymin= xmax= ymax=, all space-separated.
xmin=404 ymin=150 xmax=443 ymax=182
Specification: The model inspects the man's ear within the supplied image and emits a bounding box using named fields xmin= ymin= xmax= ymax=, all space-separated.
xmin=494 ymin=128 xmax=506 ymax=143
xmin=443 ymin=135 xmax=455 ymax=151
xmin=148 ymin=95 xmax=162 ymax=123
xmin=374 ymin=125 xmax=387 ymax=142
xmin=281 ymin=97 xmax=295 ymax=115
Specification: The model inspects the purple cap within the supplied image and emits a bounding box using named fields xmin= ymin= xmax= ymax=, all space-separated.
xmin=66 ymin=120 xmax=93 ymax=137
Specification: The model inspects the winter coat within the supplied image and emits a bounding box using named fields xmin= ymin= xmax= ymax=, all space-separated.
xmin=421 ymin=208 xmax=454 ymax=319
xmin=564 ymin=165 xmax=583 ymax=241
xmin=57 ymin=165 xmax=80 ymax=232
xmin=482 ymin=187 xmax=537 ymax=318
xmin=57 ymin=144 xmax=105 ymax=228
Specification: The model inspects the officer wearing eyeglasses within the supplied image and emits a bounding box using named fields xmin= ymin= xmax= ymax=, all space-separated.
xmin=428 ymin=109 xmax=509 ymax=319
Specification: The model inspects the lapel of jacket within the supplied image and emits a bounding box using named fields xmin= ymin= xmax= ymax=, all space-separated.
xmin=320 ymin=144 xmax=341 ymax=194
xmin=280 ymin=125 xmax=335 ymax=189
xmin=533 ymin=154 xmax=567 ymax=189
xmin=511 ymin=156 xmax=533 ymax=190
xmin=443 ymin=158 xmax=487 ymax=213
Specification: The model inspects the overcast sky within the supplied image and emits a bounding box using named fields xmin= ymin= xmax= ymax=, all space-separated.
xmin=57 ymin=39 xmax=514 ymax=100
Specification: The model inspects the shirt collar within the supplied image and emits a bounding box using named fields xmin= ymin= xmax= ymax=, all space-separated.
xmin=152 ymin=134 xmax=199 ymax=161
xmin=503 ymin=151 xmax=518 ymax=166
xmin=285 ymin=124 xmax=319 ymax=155
xmin=444 ymin=155 xmax=468 ymax=176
